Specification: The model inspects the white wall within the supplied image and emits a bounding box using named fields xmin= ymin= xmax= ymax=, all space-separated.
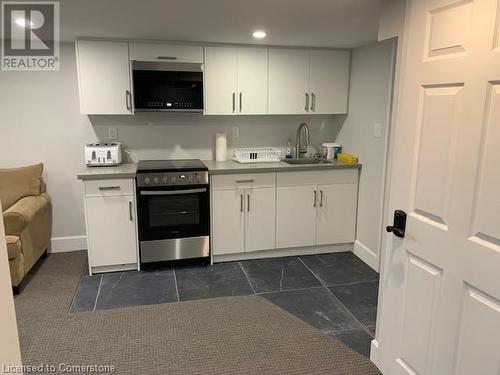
xmin=0 ymin=202 xmax=23 ymax=373
xmin=335 ymin=39 xmax=396 ymax=271
xmin=0 ymin=42 xmax=342 ymax=250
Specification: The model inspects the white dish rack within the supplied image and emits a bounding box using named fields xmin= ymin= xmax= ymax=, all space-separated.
xmin=232 ymin=147 xmax=282 ymax=163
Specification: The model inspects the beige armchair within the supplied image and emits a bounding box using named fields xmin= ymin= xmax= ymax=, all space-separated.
xmin=0 ymin=164 xmax=52 ymax=294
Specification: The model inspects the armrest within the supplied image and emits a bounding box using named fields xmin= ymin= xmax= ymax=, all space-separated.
xmin=3 ymin=210 xmax=28 ymax=236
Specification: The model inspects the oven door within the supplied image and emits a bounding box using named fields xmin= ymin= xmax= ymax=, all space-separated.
xmin=138 ymin=185 xmax=210 ymax=263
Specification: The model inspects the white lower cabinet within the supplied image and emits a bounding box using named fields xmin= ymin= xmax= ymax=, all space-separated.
xmin=245 ymin=188 xmax=276 ymax=252
xmin=316 ymin=184 xmax=358 ymax=245
xmin=83 ymin=179 xmax=138 ymax=273
xmin=212 ymin=169 xmax=358 ymax=257
xmin=276 ymin=185 xmax=317 ymax=248
xmin=211 ymin=173 xmax=276 ymax=255
xmin=212 ymin=189 xmax=245 ymax=254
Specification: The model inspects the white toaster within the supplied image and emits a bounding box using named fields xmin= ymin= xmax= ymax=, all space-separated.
xmin=85 ymin=142 xmax=122 ymax=166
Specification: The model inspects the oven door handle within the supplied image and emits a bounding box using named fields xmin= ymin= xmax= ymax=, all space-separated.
xmin=140 ymin=188 xmax=207 ymax=196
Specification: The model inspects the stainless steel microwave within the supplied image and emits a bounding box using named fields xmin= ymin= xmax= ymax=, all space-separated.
xmin=132 ymin=61 xmax=203 ymax=112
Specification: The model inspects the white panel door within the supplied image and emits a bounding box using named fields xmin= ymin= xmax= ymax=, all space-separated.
xmin=309 ymin=49 xmax=350 ymax=114
xmin=204 ymin=46 xmax=238 ymax=115
xmin=245 ymin=187 xmax=276 ymax=252
xmin=276 ymin=185 xmax=317 ymax=248
xmin=237 ymin=47 xmax=268 ymax=115
xmin=211 ymin=189 xmax=245 ymax=254
xmin=85 ymin=195 xmax=137 ymax=267
xmin=316 ymin=184 xmax=358 ymax=245
xmin=76 ymin=40 xmax=132 ymax=115
xmin=268 ymin=48 xmax=311 ymax=114
xmin=376 ymin=0 xmax=500 ymax=374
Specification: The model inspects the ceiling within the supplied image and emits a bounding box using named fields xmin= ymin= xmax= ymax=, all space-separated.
xmin=60 ymin=0 xmax=382 ymax=48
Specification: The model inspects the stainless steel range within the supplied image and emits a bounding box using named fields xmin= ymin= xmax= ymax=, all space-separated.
xmin=136 ymin=160 xmax=210 ymax=267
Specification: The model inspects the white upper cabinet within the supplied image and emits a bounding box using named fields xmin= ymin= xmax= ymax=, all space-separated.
xmin=76 ymin=40 xmax=132 ymax=115
xmin=204 ymin=46 xmax=268 ymax=115
xmin=204 ymin=46 xmax=238 ymax=115
xmin=237 ymin=47 xmax=268 ymax=115
xmin=268 ymin=48 xmax=311 ymax=115
xmin=129 ymin=43 xmax=203 ymax=63
xmin=309 ymin=50 xmax=350 ymax=114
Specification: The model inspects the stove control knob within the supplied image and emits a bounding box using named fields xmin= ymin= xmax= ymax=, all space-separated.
xmin=188 ymin=175 xmax=194 ymax=183
xmin=162 ymin=177 xmax=168 ymax=184
xmin=153 ymin=177 xmax=159 ymax=184
xmin=171 ymin=176 xmax=177 ymax=183
xmin=197 ymin=175 xmax=202 ymax=183
xmin=144 ymin=178 xmax=151 ymax=185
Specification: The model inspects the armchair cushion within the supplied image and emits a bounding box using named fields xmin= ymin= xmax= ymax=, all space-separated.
xmin=0 ymin=163 xmax=43 ymax=210
xmin=6 ymin=235 xmax=21 ymax=260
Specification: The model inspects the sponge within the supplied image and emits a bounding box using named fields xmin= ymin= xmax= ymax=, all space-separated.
xmin=337 ymin=153 xmax=359 ymax=164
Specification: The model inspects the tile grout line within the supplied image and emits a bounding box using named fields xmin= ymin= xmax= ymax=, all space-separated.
xmin=325 ymin=279 xmax=380 ymax=288
xmin=297 ymin=257 xmax=375 ymax=339
xmin=173 ymin=269 xmax=180 ymax=302
xmin=256 ymin=285 xmax=324 ymax=296
xmin=92 ymin=275 xmax=103 ymax=311
xmin=237 ymin=262 xmax=256 ymax=294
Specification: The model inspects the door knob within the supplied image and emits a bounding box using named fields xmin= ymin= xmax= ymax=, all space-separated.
xmin=386 ymin=210 xmax=407 ymax=238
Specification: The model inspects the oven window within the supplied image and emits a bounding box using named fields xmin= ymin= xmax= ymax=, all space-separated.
xmin=148 ymin=195 xmax=200 ymax=227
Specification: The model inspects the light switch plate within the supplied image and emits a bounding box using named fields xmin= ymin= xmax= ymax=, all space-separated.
xmin=108 ymin=127 xmax=118 ymax=140
xmin=232 ymin=126 xmax=240 ymax=139
xmin=374 ymin=123 xmax=383 ymax=138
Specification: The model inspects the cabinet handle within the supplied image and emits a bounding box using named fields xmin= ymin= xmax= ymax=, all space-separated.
xmin=236 ymin=179 xmax=254 ymax=183
xmin=311 ymin=93 xmax=316 ymax=112
xmin=305 ymin=93 xmax=310 ymax=112
xmin=313 ymin=190 xmax=317 ymax=207
xmin=239 ymin=92 xmax=242 ymax=113
xmin=320 ymin=190 xmax=323 ymax=207
xmin=247 ymin=194 xmax=250 ymax=212
xmin=129 ymin=201 xmax=133 ymax=221
xmin=240 ymin=194 xmax=244 ymax=212
xmin=157 ymin=56 xmax=177 ymax=60
xmin=125 ymin=90 xmax=131 ymax=111
xmin=99 ymin=186 xmax=121 ymax=190
xmin=232 ymin=93 xmax=236 ymax=113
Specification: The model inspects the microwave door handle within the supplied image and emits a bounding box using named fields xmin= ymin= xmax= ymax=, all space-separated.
xmin=140 ymin=188 xmax=207 ymax=196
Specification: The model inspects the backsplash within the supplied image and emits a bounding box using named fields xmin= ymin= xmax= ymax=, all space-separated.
xmin=90 ymin=113 xmax=345 ymax=161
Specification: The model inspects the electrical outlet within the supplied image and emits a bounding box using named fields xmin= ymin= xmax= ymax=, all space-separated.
xmin=374 ymin=123 xmax=383 ymax=138
xmin=108 ymin=127 xmax=118 ymax=140
xmin=232 ymin=126 xmax=240 ymax=139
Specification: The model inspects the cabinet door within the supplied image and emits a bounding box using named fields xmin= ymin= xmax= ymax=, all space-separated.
xmin=276 ymin=185 xmax=317 ymax=248
xmin=309 ymin=50 xmax=350 ymax=114
xmin=204 ymin=46 xmax=238 ymax=115
xmin=237 ymin=47 xmax=268 ymax=115
xmin=212 ymin=189 xmax=245 ymax=254
xmin=85 ymin=195 xmax=137 ymax=267
xmin=316 ymin=184 xmax=358 ymax=245
xmin=129 ymin=43 xmax=203 ymax=63
xmin=245 ymin=188 xmax=276 ymax=252
xmin=268 ymin=49 xmax=311 ymax=115
xmin=76 ymin=40 xmax=132 ymax=115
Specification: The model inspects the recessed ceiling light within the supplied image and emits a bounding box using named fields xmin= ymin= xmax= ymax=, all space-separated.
xmin=252 ymin=30 xmax=266 ymax=39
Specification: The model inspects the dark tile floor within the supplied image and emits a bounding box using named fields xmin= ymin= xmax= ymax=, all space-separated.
xmin=71 ymin=252 xmax=379 ymax=357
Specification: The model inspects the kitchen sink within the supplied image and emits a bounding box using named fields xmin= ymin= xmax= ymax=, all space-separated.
xmin=284 ymin=158 xmax=325 ymax=165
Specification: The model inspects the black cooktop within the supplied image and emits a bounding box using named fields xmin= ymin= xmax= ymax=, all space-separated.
xmin=137 ymin=159 xmax=208 ymax=173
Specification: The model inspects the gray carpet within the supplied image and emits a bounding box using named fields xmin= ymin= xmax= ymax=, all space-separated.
xmin=14 ymin=252 xmax=381 ymax=375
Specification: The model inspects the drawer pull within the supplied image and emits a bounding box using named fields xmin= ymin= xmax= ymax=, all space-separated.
xmin=313 ymin=190 xmax=317 ymax=207
xmin=98 ymin=186 xmax=121 ymax=191
xmin=157 ymin=56 xmax=177 ymax=60
xmin=236 ymin=179 xmax=254 ymax=183
xmin=240 ymin=194 xmax=244 ymax=212
xmin=129 ymin=201 xmax=133 ymax=221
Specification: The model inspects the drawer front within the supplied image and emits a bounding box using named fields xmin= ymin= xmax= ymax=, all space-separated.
xmin=277 ymin=169 xmax=358 ymax=187
xmin=84 ymin=178 xmax=134 ymax=197
xmin=211 ymin=172 xmax=276 ymax=191
xmin=129 ymin=43 xmax=203 ymax=63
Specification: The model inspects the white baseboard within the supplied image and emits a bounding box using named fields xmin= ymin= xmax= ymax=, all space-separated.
xmin=50 ymin=235 xmax=87 ymax=253
xmin=370 ymin=339 xmax=383 ymax=371
xmin=213 ymin=243 xmax=354 ymax=263
xmin=353 ymin=240 xmax=379 ymax=272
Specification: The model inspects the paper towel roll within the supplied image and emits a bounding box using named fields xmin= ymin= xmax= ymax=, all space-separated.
xmin=215 ymin=133 xmax=227 ymax=162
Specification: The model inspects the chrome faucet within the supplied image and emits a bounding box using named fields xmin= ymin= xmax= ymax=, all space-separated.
xmin=295 ymin=122 xmax=310 ymax=159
